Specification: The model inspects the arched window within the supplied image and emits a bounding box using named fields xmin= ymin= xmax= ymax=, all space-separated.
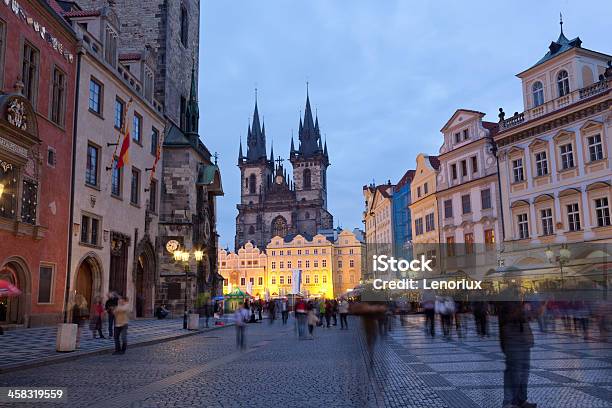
xmin=532 ymin=81 xmax=544 ymax=107
xmin=303 ymin=168 xmax=311 ymax=189
xmin=271 ymin=216 xmax=288 ymax=238
xmin=180 ymin=5 xmax=189 ymax=47
xmin=557 ymin=70 xmax=569 ymax=97
xmin=248 ymin=226 xmax=255 ymax=235
xmin=249 ymin=174 xmax=256 ymax=194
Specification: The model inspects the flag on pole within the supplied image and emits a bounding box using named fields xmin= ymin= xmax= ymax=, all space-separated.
xmin=149 ymin=130 xmax=162 ymax=181
xmin=109 ymin=98 xmax=133 ymax=171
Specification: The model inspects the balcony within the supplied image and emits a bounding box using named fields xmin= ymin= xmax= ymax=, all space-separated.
xmin=500 ymin=79 xmax=610 ymax=131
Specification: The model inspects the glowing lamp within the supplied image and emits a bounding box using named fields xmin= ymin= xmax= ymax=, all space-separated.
xmin=173 ymin=250 xmax=183 ymax=261
xmin=181 ymin=252 xmax=190 ymax=263
xmin=194 ymin=250 xmax=204 ymax=262
xmin=0 ymin=183 xmax=4 ymax=198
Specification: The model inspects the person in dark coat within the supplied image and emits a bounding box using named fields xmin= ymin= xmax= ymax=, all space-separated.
xmin=498 ymin=286 xmax=537 ymax=408
xmin=105 ymin=292 xmax=119 ymax=338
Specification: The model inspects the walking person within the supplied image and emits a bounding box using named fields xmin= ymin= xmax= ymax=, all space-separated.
xmin=281 ymin=299 xmax=289 ymax=324
xmin=234 ymin=302 xmax=250 ymax=350
xmin=72 ymin=294 xmax=89 ymax=349
xmin=422 ymin=292 xmax=435 ymax=337
xmin=105 ymin=292 xmax=118 ymax=339
xmin=332 ymin=299 xmax=338 ymax=326
xmin=112 ymin=296 xmax=131 ymax=355
xmin=307 ymin=302 xmax=319 ymax=338
xmin=295 ymin=298 xmax=308 ymax=339
xmin=91 ymin=297 xmax=106 ymax=339
xmin=324 ymin=300 xmax=332 ymax=328
xmin=268 ymin=299 xmax=276 ymax=324
xmin=339 ymin=298 xmax=349 ymax=329
xmin=318 ymin=300 xmax=325 ymax=327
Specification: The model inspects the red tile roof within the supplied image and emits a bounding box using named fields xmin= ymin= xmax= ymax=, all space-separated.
xmin=396 ymin=169 xmax=415 ymax=190
xmin=428 ymin=155 xmax=440 ymax=170
xmin=119 ymin=53 xmax=142 ymax=61
xmin=63 ymin=9 xmax=101 ymax=17
xmin=482 ymin=121 xmax=499 ymax=136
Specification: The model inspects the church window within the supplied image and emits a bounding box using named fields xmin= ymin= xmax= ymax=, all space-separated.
xmin=272 ymin=215 xmax=288 ymax=238
xmin=180 ymin=5 xmax=189 ymax=47
xmin=249 ymin=174 xmax=256 ymax=194
xmin=303 ymin=168 xmax=311 ymax=189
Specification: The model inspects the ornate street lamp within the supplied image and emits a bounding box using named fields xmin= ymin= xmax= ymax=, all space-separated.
xmin=545 ymin=244 xmax=571 ymax=289
xmin=173 ymin=248 xmax=205 ymax=329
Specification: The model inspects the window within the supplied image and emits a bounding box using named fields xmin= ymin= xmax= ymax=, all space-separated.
xmin=426 ymin=249 xmax=437 ymax=267
xmin=38 ymin=265 xmax=53 ymax=303
xmin=349 ymin=259 xmax=354 ymax=268
xmin=104 ymin=25 xmax=118 ymax=67
xmin=471 ymin=156 xmax=478 ymax=173
xmin=322 ymin=275 xmax=327 ymax=284
xmin=249 ymin=277 xmax=254 ymax=285
xmin=305 ymin=249 xmax=309 ymax=255
xmin=280 ymin=250 xmax=284 ymax=256
xmin=305 ymin=260 xmax=310 ymax=268
xmin=461 ymin=160 xmax=467 ymax=177
xmin=463 ymin=129 xmax=469 ymax=140
xmin=303 ymin=168 xmax=311 ymax=189
xmin=130 ymin=168 xmax=140 ymax=205
xmin=444 ymin=199 xmax=453 ymax=218
xmin=297 ymin=250 xmax=302 ymax=255
xmin=461 ymin=194 xmax=471 ymax=214
xmin=133 ymin=113 xmax=142 ymax=144
xmin=80 ymin=214 xmax=100 ymax=245
xmin=415 ymin=218 xmax=423 ymax=235
xmin=567 ymin=203 xmax=581 ymax=231
xmin=338 ymin=260 xmax=343 ymax=268
xmin=0 ymin=162 xmax=16 ymax=220
xmin=587 ymin=134 xmax=604 ymax=162
xmin=417 ymin=186 xmax=421 ymax=198
xmin=535 ymin=151 xmax=548 ymax=176
xmin=425 ymin=213 xmax=435 ymax=232
xmin=180 ymin=5 xmax=189 ymax=47
xmin=114 ymin=98 xmax=125 ymax=129
xmin=287 ymin=250 xmax=291 ymax=255
xmin=560 ymin=144 xmax=574 ymax=169
xmin=248 ymin=174 xmax=256 ymax=194
xmin=279 ymin=275 xmax=284 ymax=285
xmin=50 ymin=67 xmax=66 ymax=125
xmin=85 ymin=144 xmax=99 ymax=187
xmin=288 ymin=275 xmax=292 ymax=284
xmin=258 ymin=277 xmax=263 ymax=285
xmin=541 ymin=208 xmax=554 ymax=235
xmin=89 ymin=78 xmax=102 ymax=114
xmin=454 ymin=132 xmax=460 ymax=143
xmin=314 ymin=275 xmax=319 ymax=284
xmin=464 ymin=233 xmax=474 ymax=254
xmin=305 ymin=275 xmax=310 ymax=284
xmin=111 ymin=157 xmax=121 ymax=197
xmin=297 ymin=260 xmax=302 ymax=268
xmin=149 ymin=179 xmax=157 ymax=212
xmin=287 ymin=261 xmax=292 ymax=269
xmin=47 ymin=147 xmax=56 ymax=167
xmin=595 ymin=197 xmax=611 ymax=227
xmin=451 ymin=164 xmax=457 ymax=180
xmin=21 ymin=180 xmax=38 ymax=224
xmin=532 ymin=81 xmax=544 ymax=107
xmin=180 ymin=95 xmax=187 ymax=131
xmin=424 ymin=182 xmax=428 ymax=194
xmin=313 ymin=260 xmax=318 ymax=268
xmin=240 ymin=277 xmax=246 ymax=286
xmin=484 ymin=229 xmax=495 ymax=247
xmin=22 ymin=42 xmax=39 ymax=103
xmin=557 ymin=70 xmax=569 ymax=97
xmin=279 ymin=261 xmax=284 ymax=269
xmin=446 ymin=236 xmax=455 ymax=257
xmin=481 ymin=188 xmax=491 ymax=210
xmin=313 ymin=249 xmax=318 ymax=255
xmin=512 ymin=158 xmax=524 ymax=182
xmin=518 ymin=213 xmax=529 ymax=239
xmin=271 ymin=261 xmax=276 ymax=269
xmin=348 ymin=249 xmax=353 ymax=255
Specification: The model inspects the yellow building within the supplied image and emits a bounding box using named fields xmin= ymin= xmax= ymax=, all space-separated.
xmin=334 ymin=230 xmax=365 ymax=296
xmin=218 ymin=242 xmax=267 ymax=298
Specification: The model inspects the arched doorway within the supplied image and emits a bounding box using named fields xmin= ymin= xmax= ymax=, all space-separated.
xmin=0 ymin=258 xmax=31 ymax=326
xmin=134 ymin=239 xmax=156 ymax=317
xmin=73 ymin=254 xmax=103 ymax=316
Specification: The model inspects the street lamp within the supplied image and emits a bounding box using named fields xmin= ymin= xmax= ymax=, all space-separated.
xmin=173 ymin=248 xmax=206 ymax=329
xmin=545 ymin=244 xmax=571 ymax=289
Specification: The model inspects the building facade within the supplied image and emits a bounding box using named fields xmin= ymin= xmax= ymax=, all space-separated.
xmin=63 ymin=6 xmax=165 ymax=318
xmin=436 ymin=110 xmax=500 ymax=280
xmin=333 ymin=230 xmax=364 ymax=296
xmin=0 ymin=0 xmax=77 ymax=327
xmin=72 ymin=0 xmax=199 ymax=127
xmin=235 ymin=93 xmax=333 ymax=250
xmin=362 ymin=183 xmax=394 ymax=279
xmin=392 ymin=170 xmax=414 ymax=259
xmin=494 ymin=25 xmax=611 ymax=289
xmin=218 ymin=242 xmax=267 ymax=298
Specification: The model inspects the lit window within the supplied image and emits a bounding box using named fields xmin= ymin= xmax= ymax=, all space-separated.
xmin=485 ymin=229 xmax=495 ymax=247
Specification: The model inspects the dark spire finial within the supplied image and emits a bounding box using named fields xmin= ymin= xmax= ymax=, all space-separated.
xmin=559 ymin=12 xmax=563 ymax=35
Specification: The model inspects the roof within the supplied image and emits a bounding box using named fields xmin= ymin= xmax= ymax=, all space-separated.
xmin=428 ymin=155 xmax=440 ymax=170
xmin=119 ymin=53 xmax=142 ymax=61
xmin=396 ymin=169 xmax=415 ymax=190
xmin=63 ymin=9 xmax=101 ymax=17
xmin=440 ymin=109 xmax=485 ymax=132
xmin=376 ymin=185 xmax=393 ymax=199
xmin=281 ymin=233 xmax=334 ymax=244
xmin=482 ymin=121 xmax=499 ymax=136
xmin=525 ymin=29 xmax=582 ymax=72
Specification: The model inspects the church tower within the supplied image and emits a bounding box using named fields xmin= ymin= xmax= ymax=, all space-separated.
xmin=289 ymin=89 xmax=333 ymax=235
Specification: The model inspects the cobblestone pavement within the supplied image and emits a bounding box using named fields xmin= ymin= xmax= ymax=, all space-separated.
xmin=0 ymin=316 xmax=232 ymax=372
xmin=388 ymin=314 xmax=612 ymax=408
xmin=2 ymin=314 xmax=610 ymax=407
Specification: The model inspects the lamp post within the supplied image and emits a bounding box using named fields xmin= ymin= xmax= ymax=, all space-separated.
xmin=545 ymin=244 xmax=571 ymax=289
xmin=174 ymin=248 xmax=205 ymax=329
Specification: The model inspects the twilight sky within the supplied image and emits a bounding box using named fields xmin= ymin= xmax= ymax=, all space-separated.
xmin=197 ymin=0 xmax=611 ymax=250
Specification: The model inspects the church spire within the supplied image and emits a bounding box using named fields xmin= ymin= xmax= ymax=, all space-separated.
xmin=246 ymin=91 xmax=266 ymax=161
xmin=185 ymin=59 xmax=199 ymax=134
xmin=238 ymin=137 xmax=244 ymax=164
xmin=297 ymin=85 xmax=320 ymax=157
xmin=269 ymin=140 xmax=274 ymax=163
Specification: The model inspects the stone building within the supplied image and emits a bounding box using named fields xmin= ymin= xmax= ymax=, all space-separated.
xmin=235 ymin=92 xmax=333 ymax=250
xmin=62 ymin=5 xmax=165 ymax=318
xmin=494 ymin=23 xmax=611 ymax=290
xmin=218 ymin=242 xmax=267 ymax=298
xmin=362 ymin=182 xmax=394 ymax=279
xmin=0 ymin=0 xmax=78 ymax=327
xmin=436 ymin=110 xmax=500 ymax=281
xmin=333 ymin=230 xmax=365 ymax=297
xmin=69 ymin=0 xmax=199 ymax=127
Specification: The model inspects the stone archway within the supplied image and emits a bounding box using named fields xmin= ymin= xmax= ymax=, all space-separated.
xmin=134 ymin=238 xmax=156 ymax=317
xmin=73 ymin=253 xmax=103 ymax=315
xmin=0 ymin=256 xmax=32 ymax=326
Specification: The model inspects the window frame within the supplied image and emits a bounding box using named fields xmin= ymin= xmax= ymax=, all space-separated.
xmin=49 ymin=65 xmax=67 ymax=127
xmin=85 ymin=142 xmax=101 ymax=188
xmin=587 ymin=134 xmax=604 ymax=162
xmin=132 ymin=112 xmax=143 ymax=145
xmin=130 ymin=167 xmax=141 ymax=206
xmin=88 ymin=76 xmax=103 ymax=115
xmin=481 ymin=188 xmax=492 ymax=210
xmin=111 ymin=156 xmax=122 ymax=198
xmin=461 ymin=194 xmax=471 ymax=214
xmin=532 ymin=81 xmax=544 ymax=107
xmin=595 ymin=197 xmax=611 ymax=227
xmin=517 ymin=213 xmax=529 ymax=239
xmin=540 ymin=208 xmax=554 ymax=236
xmin=557 ymin=70 xmax=570 ymax=97
xmin=567 ymin=203 xmax=581 ymax=232
xmin=444 ymin=199 xmax=453 ymax=219
xmin=559 ymin=143 xmax=574 ymax=170
xmin=534 ymin=151 xmax=549 ymax=177
xmin=21 ymin=40 xmax=40 ymax=106
xmin=114 ymin=97 xmax=125 ymax=130
xmin=37 ymin=263 xmax=55 ymax=304
xmin=512 ymin=158 xmax=524 ymax=183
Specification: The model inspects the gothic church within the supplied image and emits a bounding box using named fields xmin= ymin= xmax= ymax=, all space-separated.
xmin=235 ymin=92 xmax=333 ymax=250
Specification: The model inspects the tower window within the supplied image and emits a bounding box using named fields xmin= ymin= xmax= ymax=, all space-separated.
xmin=180 ymin=5 xmax=189 ymax=47
xmin=249 ymin=174 xmax=256 ymax=194
xmin=557 ymin=70 xmax=569 ymax=97
xmin=303 ymin=168 xmax=311 ymax=189
xmin=532 ymin=81 xmax=544 ymax=107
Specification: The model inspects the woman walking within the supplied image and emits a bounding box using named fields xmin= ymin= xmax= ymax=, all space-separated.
xmin=91 ymin=297 xmax=106 ymax=339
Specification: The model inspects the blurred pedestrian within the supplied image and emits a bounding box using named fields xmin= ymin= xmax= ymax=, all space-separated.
xmin=281 ymin=299 xmax=289 ymax=324
xmin=105 ymin=292 xmax=118 ymax=338
xmin=339 ymin=298 xmax=349 ymax=329
xmin=72 ymin=293 xmax=89 ymax=348
xmin=234 ymin=301 xmax=250 ymax=350
xmin=307 ymin=302 xmax=319 ymax=338
xmin=422 ymin=292 xmax=435 ymax=337
xmin=113 ymin=296 xmax=131 ymax=355
xmin=332 ymin=299 xmax=338 ymax=326
xmin=324 ymin=300 xmax=332 ymax=328
xmin=295 ymin=298 xmax=308 ymax=339
xmin=473 ymin=300 xmax=489 ymax=337
xmin=91 ymin=297 xmax=105 ymax=339
xmin=269 ymin=299 xmax=276 ymax=324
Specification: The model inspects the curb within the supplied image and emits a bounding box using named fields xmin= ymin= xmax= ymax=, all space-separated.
xmin=1 ymin=323 xmax=234 ymax=374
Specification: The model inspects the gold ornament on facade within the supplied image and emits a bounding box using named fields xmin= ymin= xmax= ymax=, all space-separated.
xmin=7 ymin=99 xmax=27 ymax=131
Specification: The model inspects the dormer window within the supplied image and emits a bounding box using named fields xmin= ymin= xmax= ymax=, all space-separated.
xmin=557 ymin=70 xmax=569 ymax=97
xmin=462 ymin=129 xmax=469 ymax=140
xmin=532 ymin=81 xmax=544 ymax=107
xmin=454 ymin=132 xmax=460 ymax=143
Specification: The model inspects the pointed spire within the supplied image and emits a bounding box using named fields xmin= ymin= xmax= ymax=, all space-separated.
xmin=324 ymin=138 xmax=328 ymax=158
xmin=269 ymin=139 xmax=274 ymax=163
xmin=290 ymin=134 xmax=295 ymax=156
xmin=559 ymin=12 xmax=563 ymax=35
xmin=185 ymin=57 xmax=199 ymax=134
xmin=238 ymin=137 xmax=244 ymax=163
